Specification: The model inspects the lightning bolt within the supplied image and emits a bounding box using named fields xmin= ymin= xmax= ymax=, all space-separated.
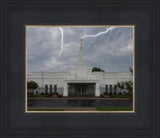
xmin=82 ymin=27 xmax=116 ymax=39
xmin=59 ymin=27 xmax=64 ymax=56
xmin=58 ymin=27 xmax=116 ymax=56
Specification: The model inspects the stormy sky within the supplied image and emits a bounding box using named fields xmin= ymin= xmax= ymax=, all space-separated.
xmin=27 ymin=26 xmax=133 ymax=72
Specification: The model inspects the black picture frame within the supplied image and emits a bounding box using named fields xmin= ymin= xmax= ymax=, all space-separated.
xmin=0 ymin=0 xmax=159 ymax=138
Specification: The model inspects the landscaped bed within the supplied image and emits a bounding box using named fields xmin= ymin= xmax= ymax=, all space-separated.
xmin=28 ymin=93 xmax=63 ymax=98
xmin=28 ymin=94 xmax=132 ymax=98
xmin=28 ymin=95 xmax=49 ymax=98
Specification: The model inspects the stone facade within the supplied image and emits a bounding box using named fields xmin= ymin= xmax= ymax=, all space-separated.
xmin=27 ymin=42 xmax=132 ymax=97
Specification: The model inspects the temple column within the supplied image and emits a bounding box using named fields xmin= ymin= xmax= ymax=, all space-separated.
xmin=63 ymin=82 xmax=68 ymax=97
xmin=95 ymin=83 xmax=100 ymax=97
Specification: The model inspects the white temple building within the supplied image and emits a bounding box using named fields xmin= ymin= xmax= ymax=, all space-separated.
xmin=27 ymin=40 xmax=132 ymax=97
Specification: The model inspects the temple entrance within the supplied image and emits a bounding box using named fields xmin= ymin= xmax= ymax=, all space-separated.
xmin=68 ymin=83 xmax=95 ymax=97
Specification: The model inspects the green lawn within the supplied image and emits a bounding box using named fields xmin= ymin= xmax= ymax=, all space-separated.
xmin=112 ymin=95 xmax=132 ymax=98
xmin=96 ymin=107 xmax=133 ymax=111
xmin=28 ymin=109 xmax=64 ymax=111
xmin=28 ymin=107 xmax=132 ymax=111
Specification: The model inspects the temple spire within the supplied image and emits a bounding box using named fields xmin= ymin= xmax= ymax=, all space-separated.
xmin=80 ymin=38 xmax=83 ymax=46
xmin=77 ymin=39 xmax=85 ymax=66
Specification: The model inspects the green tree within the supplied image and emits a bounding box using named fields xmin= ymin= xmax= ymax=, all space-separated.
xmin=129 ymin=67 xmax=133 ymax=75
xmin=92 ymin=67 xmax=105 ymax=72
xmin=117 ymin=81 xmax=124 ymax=90
xmin=117 ymin=81 xmax=133 ymax=95
xmin=27 ymin=81 xmax=38 ymax=96
xmin=117 ymin=67 xmax=133 ymax=95
xmin=124 ymin=81 xmax=133 ymax=94
xmin=27 ymin=81 xmax=38 ymax=89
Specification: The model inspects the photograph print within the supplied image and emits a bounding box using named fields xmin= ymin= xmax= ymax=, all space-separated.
xmin=26 ymin=25 xmax=134 ymax=112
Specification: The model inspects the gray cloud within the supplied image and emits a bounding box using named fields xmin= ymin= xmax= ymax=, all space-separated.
xmin=27 ymin=26 xmax=133 ymax=72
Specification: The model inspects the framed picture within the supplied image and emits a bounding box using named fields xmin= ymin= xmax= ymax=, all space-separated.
xmin=1 ymin=0 xmax=159 ymax=137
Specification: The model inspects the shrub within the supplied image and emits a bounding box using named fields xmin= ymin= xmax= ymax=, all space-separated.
xmin=41 ymin=93 xmax=45 ymax=95
xmin=45 ymin=92 xmax=48 ymax=95
xmin=52 ymin=95 xmax=58 ymax=98
xmin=100 ymin=94 xmax=104 ymax=97
xmin=54 ymin=92 xmax=58 ymax=95
xmin=48 ymin=93 xmax=54 ymax=97
xmin=104 ymin=95 xmax=110 ymax=98
xmin=103 ymin=92 xmax=108 ymax=95
xmin=58 ymin=94 xmax=63 ymax=97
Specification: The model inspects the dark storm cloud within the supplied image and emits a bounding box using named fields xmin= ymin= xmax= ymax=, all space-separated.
xmin=27 ymin=26 xmax=133 ymax=72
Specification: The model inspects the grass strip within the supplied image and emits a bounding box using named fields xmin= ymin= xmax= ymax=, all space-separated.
xmin=96 ymin=107 xmax=133 ymax=111
xmin=28 ymin=108 xmax=64 ymax=111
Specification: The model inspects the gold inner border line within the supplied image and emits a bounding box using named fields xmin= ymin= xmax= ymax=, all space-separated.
xmin=25 ymin=25 xmax=135 ymax=113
